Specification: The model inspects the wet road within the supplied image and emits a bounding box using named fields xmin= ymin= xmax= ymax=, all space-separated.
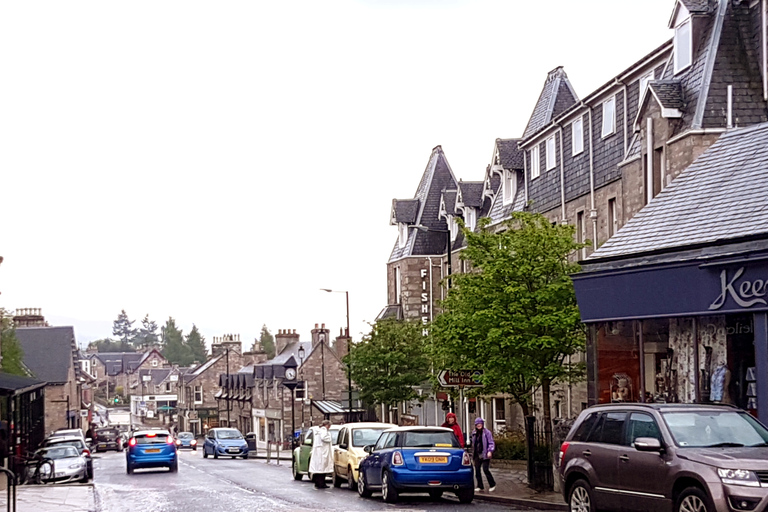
xmin=92 ymin=448 xmax=552 ymax=511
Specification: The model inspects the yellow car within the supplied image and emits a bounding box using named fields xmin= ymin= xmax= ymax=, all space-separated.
xmin=332 ymin=422 xmax=396 ymax=490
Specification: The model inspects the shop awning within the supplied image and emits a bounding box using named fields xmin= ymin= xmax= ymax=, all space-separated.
xmin=312 ymin=400 xmax=364 ymax=415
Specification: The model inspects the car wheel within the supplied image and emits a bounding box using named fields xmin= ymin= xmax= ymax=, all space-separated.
xmin=382 ymin=470 xmax=398 ymax=504
xmin=357 ymin=470 xmax=372 ymax=498
xmin=676 ymin=487 xmax=713 ymax=512
xmin=242 ymin=454 xmax=248 ymax=460
xmin=213 ymin=450 xmax=219 ymax=459
xmin=347 ymin=466 xmax=356 ymax=491
xmin=333 ymin=471 xmax=344 ymax=488
xmin=169 ymin=461 xmax=178 ymax=473
xmin=429 ymin=490 xmax=443 ymax=500
xmin=292 ymin=459 xmax=303 ymax=481
xmin=569 ymin=479 xmax=595 ymax=512
xmin=457 ymin=488 xmax=474 ymax=504
xmin=203 ymin=447 xmax=208 ymax=458
xmin=126 ymin=463 xmax=133 ymax=475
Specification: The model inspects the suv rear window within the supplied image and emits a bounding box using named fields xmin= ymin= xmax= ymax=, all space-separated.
xmin=135 ymin=434 xmax=172 ymax=445
xmin=586 ymin=412 xmax=626 ymax=445
xmin=571 ymin=413 xmax=598 ymax=441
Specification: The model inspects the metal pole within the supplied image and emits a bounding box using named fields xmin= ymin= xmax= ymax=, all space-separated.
xmin=446 ymin=231 xmax=452 ymax=289
xmin=291 ymin=388 xmax=296 ymax=450
xmin=226 ymin=348 xmax=230 ymax=425
xmin=346 ymin=291 xmax=352 ymax=422
xmin=458 ymin=387 xmax=464 ymax=445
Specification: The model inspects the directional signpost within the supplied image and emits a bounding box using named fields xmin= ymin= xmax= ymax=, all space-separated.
xmin=437 ymin=370 xmax=484 ymax=444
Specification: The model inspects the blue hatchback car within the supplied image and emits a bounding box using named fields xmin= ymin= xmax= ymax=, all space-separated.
xmin=357 ymin=426 xmax=474 ymax=504
xmin=202 ymin=428 xmax=249 ymax=459
xmin=126 ymin=430 xmax=178 ymax=474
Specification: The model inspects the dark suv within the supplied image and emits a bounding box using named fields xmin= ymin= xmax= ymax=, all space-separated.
xmin=559 ymin=403 xmax=768 ymax=512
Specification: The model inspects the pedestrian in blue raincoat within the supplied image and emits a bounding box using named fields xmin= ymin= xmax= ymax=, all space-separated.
xmin=470 ymin=417 xmax=496 ymax=492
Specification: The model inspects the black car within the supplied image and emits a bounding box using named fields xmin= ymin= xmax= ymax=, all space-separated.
xmin=95 ymin=427 xmax=123 ymax=452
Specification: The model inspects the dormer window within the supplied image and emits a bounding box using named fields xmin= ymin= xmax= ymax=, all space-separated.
xmin=464 ymin=208 xmax=476 ymax=232
xmin=151 ymin=359 xmax=158 ymax=367
xmin=571 ymin=117 xmax=584 ymax=155
xmin=502 ymin=169 xmax=516 ymax=205
xmin=530 ymin=145 xmax=541 ymax=179
xmin=602 ymin=96 xmax=616 ymax=138
xmin=546 ymin=135 xmax=556 ymax=170
xmin=674 ymin=18 xmax=692 ymax=74
xmin=639 ymin=71 xmax=654 ymax=107
xmin=449 ymin=217 xmax=458 ymax=242
xmin=398 ymin=223 xmax=408 ymax=249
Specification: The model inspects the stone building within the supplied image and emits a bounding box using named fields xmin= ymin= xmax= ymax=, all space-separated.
xmin=130 ymin=366 xmax=184 ymax=427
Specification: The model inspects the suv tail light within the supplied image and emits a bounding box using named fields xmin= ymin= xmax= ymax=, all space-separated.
xmin=392 ymin=451 xmax=404 ymax=466
xmin=462 ymin=452 xmax=471 ymax=466
xmin=129 ymin=437 xmax=137 ymax=447
xmin=559 ymin=442 xmax=570 ymax=468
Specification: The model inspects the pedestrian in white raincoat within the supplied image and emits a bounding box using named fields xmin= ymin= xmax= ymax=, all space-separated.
xmin=309 ymin=419 xmax=333 ymax=489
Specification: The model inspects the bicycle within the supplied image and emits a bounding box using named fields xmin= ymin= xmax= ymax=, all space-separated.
xmin=12 ymin=453 xmax=54 ymax=485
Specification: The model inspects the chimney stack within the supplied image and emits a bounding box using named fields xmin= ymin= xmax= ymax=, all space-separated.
xmin=275 ymin=329 xmax=300 ymax=355
xmin=311 ymin=323 xmax=331 ymax=348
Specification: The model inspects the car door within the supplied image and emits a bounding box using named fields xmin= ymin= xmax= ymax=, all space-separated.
xmin=619 ymin=412 xmax=670 ymax=511
xmin=584 ymin=412 xmax=626 ymax=511
xmin=335 ymin=428 xmax=349 ymax=477
xmin=365 ymin=432 xmax=391 ymax=487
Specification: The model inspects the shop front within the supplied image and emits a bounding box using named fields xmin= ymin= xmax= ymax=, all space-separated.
xmin=574 ymin=242 xmax=768 ymax=424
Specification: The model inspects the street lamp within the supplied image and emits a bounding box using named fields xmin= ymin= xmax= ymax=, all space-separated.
xmin=320 ymin=288 xmax=354 ymax=422
xmin=298 ymin=345 xmax=306 ymax=428
xmin=413 ymin=225 xmax=452 ymax=288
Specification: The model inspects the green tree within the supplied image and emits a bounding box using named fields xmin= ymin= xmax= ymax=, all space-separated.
xmin=112 ymin=310 xmax=137 ymax=348
xmin=428 ymin=212 xmax=586 ymax=424
xmin=161 ymin=317 xmax=190 ymax=365
xmin=345 ymin=319 xmax=430 ymax=409
xmin=259 ymin=325 xmax=275 ymax=359
xmin=186 ymin=324 xmax=207 ymax=364
xmin=0 ymin=310 xmax=26 ymax=376
xmin=135 ymin=314 xmax=159 ymax=348
xmin=88 ymin=338 xmax=135 ymax=352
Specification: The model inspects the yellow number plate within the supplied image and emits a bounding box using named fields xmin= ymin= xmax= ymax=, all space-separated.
xmin=145 ymin=448 xmax=161 ymax=453
xmin=419 ymin=456 xmax=448 ymax=463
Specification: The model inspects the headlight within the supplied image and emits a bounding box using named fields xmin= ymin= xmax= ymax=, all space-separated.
xmin=69 ymin=462 xmax=84 ymax=469
xmin=717 ymin=468 xmax=761 ymax=487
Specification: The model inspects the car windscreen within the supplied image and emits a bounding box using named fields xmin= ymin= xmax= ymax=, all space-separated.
xmin=662 ymin=411 xmax=768 ymax=448
xmin=178 ymin=432 xmax=194 ymax=439
xmin=351 ymin=428 xmax=387 ymax=447
xmin=215 ymin=429 xmax=243 ymax=440
xmin=38 ymin=446 xmax=79 ymax=460
xmin=135 ymin=434 xmax=172 ymax=445
xmin=402 ymin=431 xmax=460 ymax=448
xmin=45 ymin=439 xmax=84 ymax=451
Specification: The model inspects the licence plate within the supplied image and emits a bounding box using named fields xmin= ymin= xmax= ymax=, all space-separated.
xmin=227 ymin=448 xmax=239 ymax=452
xmin=54 ymin=472 xmax=64 ymax=478
xmin=145 ymin=448 xmax=161 ymax=453
xmin=419 ymin=456 xmax=448 ymax=463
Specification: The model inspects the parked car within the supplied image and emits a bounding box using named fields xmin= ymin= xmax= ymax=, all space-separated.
xmin=175 ymin=432 xmax=197 ymax=451
xmin=94 ymin=427 xmax=123 ymax=452
xmin=42 ymin=436 xmax=92 ymax=480
xmin=332 ymin=422 xmax=396 ymax=489
xmin=49 ymin=428 xmax=89 ymax=444
xmin=30 ymin=445 xmax=88 ymax=484
xmin=202 ymin=428 xmax=248 ymax=459
xmin=292 ymin=425 xmax=341 ymax=481
xmin=558 ymin=403 xmax=768 ymax=512
xmin=126 ymin=429 xmax=178 ymax=474
xmin=356 ymin=426 xmax=474 ymax=503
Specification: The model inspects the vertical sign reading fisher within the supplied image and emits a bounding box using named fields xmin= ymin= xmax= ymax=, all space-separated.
xmin=421 ymin=268 xmax=430 ymax=335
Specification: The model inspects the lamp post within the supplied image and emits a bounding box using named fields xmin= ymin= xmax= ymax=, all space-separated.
xmin=298 ymin=345 xmax=306 ymax=429
xmin=413 ymin=225 xmax=452 ymax=288
xmin=320 ymin=288 xmax=354 ymax=422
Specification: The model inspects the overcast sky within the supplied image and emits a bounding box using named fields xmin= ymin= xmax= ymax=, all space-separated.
xmin=0 ymin=0 xmax=673 ymax=350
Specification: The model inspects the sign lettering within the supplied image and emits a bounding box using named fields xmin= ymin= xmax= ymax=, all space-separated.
xmin=709 ymin=267 xmax=768 ymax=310
xmin=421 ymin=267 xmax=430 ymax=335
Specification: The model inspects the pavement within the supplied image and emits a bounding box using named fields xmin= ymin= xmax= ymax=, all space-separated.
xmin=0 ymin=483 xmax=95 ymax=512
xmin=473 ymin=465 xmax=567 ymax=511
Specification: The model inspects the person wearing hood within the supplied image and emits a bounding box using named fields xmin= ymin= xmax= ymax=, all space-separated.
xmin=470 ymin=417 xmax=496 ymax=492
xmin=441 ymin=412 xmax=465 ymax=447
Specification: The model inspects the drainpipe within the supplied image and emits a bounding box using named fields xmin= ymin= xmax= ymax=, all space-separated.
xmin=587 ymin=107 xmax=597 ymax=250
xmin=523 ymin=144 xmax=529 ymax=206
xmin=763 ymin=0 xmax=767 ymax=100
xmin=727 ymin=85 xmax=733 ymax=128
xmin=646 ymin=117 xmax=654 ymax=204
xmin=558 ymin=126 xmax=566 ymax=222
xmin=622 ymin=81 xmax=628 ymax=159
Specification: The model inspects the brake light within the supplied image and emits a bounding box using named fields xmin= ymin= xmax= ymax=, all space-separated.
xmin=82 ymin=449 xmax=91 ymax=457
xmin=392 ymin=451 xmax=404 ymax=466
xmin=129 ymin=437 xmax=137 ymax=447
xmin=559 ymin=442 xmax=570 ymax=468
xmin=147 ymin=433 xmax=157 ymax=437
xmin=462 ymin=452 xmax=471 ymax=466
xmin=166 ymin=436 xmax=175 ymax=445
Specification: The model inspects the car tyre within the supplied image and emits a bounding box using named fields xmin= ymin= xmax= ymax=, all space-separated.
xmin=203 ymin=447 xmax=208 ymax=458
xmin=347 ymin=466 xmax=356 ymax=491
xmin=126 ymin=463 xmax=133 ymax=475
xmin=169 ymin=461 xmax=178 ymax=473
xmin=382 ymin=470 xmax=398 ymax=504
xmin=357 ymin=470 xmax=372 ymax=498
xmin=292 ymin=459 xmax=303 ymax=481
xmin=429 ymin=490 xmax=443 ymax=500
xmin=213 ymin=450 xmax=219 ymax=459
xmin=676 ymin=487 xmax=713 ymax=512
xmin=242 ymin=454 xmax=248 ymax=460
xmin=333 ymin=471 xmax=344 ymax=488
xmin=569 ymin=479 xmax=595 ymax=512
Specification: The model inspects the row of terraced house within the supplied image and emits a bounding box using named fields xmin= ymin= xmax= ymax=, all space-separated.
xmin=380 ymin=0 xmax=768 ymax=436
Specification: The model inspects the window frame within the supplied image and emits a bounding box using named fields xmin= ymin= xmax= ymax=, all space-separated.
xmin=546 ymin=135 xmax=556 ymax=170
xmin=194 ymin=385 xmax=203 ymax=404
xmin=638 ymin=71 xmax=654 ymax=107
xmin=464 ymin=207 xmax=476 ymax=232
xmin=502 ymin=169 xmax=516 ymax=205
xmin=674 ymin=18 xmax=692 ymax=74
xmin=601 ymin=96 xmax=616 ymax=138
xmin=530 ymin=145 xmax=541 ymax=180
xmin=571 ymin=117 xmax=584 ymax=156
xmin=398 ymin=223 xmax=408 ymax=249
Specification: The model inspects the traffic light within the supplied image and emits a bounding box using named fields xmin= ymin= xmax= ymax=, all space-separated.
xmin=113 ymin=396 xmax=119 ymax=404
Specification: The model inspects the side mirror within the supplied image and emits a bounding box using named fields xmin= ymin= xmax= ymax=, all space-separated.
xmin=363 ymin=445 xmax=373 ymax=454
xmin=338 ymin=444 xmax=347 ymax=450
xmin=634 ymin=437 xmax=663 ymax=452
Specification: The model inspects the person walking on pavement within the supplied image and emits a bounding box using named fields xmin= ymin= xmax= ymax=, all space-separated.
xmin=470 ymin=417 xmax=496 ymax=492
xmin=441 ymin=412 xmax=465 ymax=447
xmin=309 ymin=419 xmax=334 ymax=489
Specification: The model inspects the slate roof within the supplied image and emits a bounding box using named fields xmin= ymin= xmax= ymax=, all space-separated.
xmin=375 ymin=305 xmax=403 ymax=321
xmin=15 ymin=326 xmax=76 ymax=385
xmin=441 ymin=190 xmax=458 ymax=217
xmin=93 ymin=352 xmax=145 ymax=376
xmin=391 ymin=199 xmax=419 ymax=224
xmin=389 ymin=146 xmax=458 ymax=262
xmin=457 ymin=181 xmax=484 ymax=209
xmin=495 ymin=139 xmax=524 ymax=170
xmin=182 ymin=353 xmax=224 ymax=384
xmin=649 ymin=80 xmax=684 ymax=109
xmin=522 ymin=67 xmax=578 ymax=140
xmin=680 ymin=0 xmax=715 ymax=14
xmin=138 ymin=368 xmax=171 ymax=386
xmin=0 ymin=373 xmax=46 ymax=396
xmin=487 ymin=170 xmax=526 ymax=226
xmin=587 ymin=122 xmax=768 ymax=261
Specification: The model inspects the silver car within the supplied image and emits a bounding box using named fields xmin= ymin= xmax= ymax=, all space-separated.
xmin=30 ymin=446 xmax=88 ymax=484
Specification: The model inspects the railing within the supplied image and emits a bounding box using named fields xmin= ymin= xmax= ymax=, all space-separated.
xmin=0 ymin=467 xmax=16 ymax=512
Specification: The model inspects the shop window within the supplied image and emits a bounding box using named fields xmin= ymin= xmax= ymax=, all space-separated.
xmin=596 ymin=322 xmax=641 ymax=404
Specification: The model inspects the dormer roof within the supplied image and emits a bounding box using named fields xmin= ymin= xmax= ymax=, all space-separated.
xmin=495 ymin=138 xmax=524 ymax=170
xmin=635 ymin=80 xmax=685 ymax=128
xmin=439 ymin=190 xmax=458 ymax=218
xmin=390 ymin=199 xmax=419 ymax=225
xmin=457 ymin=181 xmax=484 ymax=209
xmin=669 ymin=0 xmax=715 ymax=28
xmin=522 ymin=67 xmax=578 ymax=139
